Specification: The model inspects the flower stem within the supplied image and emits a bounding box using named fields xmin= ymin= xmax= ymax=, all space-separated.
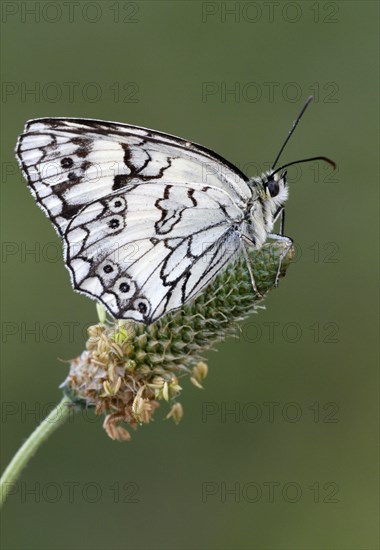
xmin=0 ymin=395 xmax=72 ymax=507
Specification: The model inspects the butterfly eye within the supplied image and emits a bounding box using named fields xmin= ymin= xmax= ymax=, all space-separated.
xmin=267 ymin=178 xmax=280 ymax=198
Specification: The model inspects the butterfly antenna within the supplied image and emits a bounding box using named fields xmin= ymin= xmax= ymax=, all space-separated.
xmin=271 ymin=96 xmax=314 ymax=170
xmin=271 ymin=155 xmax=337 ymax=177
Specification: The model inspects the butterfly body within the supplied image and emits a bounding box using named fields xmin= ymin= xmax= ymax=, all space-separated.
xmin=16 ymin=118 xmax=290 ymax=323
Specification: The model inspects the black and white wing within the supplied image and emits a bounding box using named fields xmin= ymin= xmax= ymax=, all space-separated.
xmin=16 ymin=118 xmax=251 ymax=322
xmin=64 ymin=182 xmax=243 ymax=323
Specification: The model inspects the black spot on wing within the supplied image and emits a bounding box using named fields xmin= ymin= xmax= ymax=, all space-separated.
xmin=68 ymin=172 xmax=81 ymax=184
xmin=61 ymin=201 xmax=82 ymax=221
xmin=71 ymin=137 xmax=93 ymax=147
xmin=76 ymin=147 xmax=89 ymax=158
xmin=81 ymin=161 xmax=91 ymax=171
xmin=113 ymin=174 xmax=131 ymax=190
xmin=61 ymin=157 xmax=73 ymax=168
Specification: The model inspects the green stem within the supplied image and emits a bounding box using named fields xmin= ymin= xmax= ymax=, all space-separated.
xmin=0 ymin=395 xmax=72 ymax=507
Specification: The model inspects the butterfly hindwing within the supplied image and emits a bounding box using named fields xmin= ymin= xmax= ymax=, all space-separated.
xmin=64 ymin=182 xmax=243 ymax=322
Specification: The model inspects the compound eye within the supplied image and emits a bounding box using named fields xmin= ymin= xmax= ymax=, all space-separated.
xmin=267 ymin=178 xmax=280 ymax=197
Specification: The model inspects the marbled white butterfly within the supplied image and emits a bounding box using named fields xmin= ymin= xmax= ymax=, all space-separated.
xmin=16 ymin=97 xmax=334 ymax=323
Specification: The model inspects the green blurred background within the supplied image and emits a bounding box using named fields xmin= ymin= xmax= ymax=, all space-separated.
xmin=1 ymin=1 xmax=378 ymax=549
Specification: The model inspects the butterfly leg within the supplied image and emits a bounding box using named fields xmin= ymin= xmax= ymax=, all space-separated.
xmin=267 ymin=233 xmax=293 ymax=287
xmin=273 ymin=206 xmax=285 ymax=236
xmin=280 ymin=209 xmax=286 ymax=237
xmin=240 ymin=237 xmax=263 ymax=298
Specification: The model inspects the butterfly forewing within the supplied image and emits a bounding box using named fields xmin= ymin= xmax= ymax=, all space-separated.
xmin=16 ymin=118 xmax=251 ymax=322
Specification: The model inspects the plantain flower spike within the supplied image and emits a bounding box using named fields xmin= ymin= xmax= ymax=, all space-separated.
xmin=62 ymin=241 xmax=294 ymax=440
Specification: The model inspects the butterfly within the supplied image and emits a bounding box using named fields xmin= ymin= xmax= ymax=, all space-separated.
xmin=16 ymin=97 xmax=334 ymax=324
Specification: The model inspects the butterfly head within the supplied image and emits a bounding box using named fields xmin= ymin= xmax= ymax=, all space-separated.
xmin=250 ymin=169 xmax=289 ymax=216
xmin=259 ymin=169 xmax=288 ymax=207
xmin=246 ymin=170 xmax=289 ymax=239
